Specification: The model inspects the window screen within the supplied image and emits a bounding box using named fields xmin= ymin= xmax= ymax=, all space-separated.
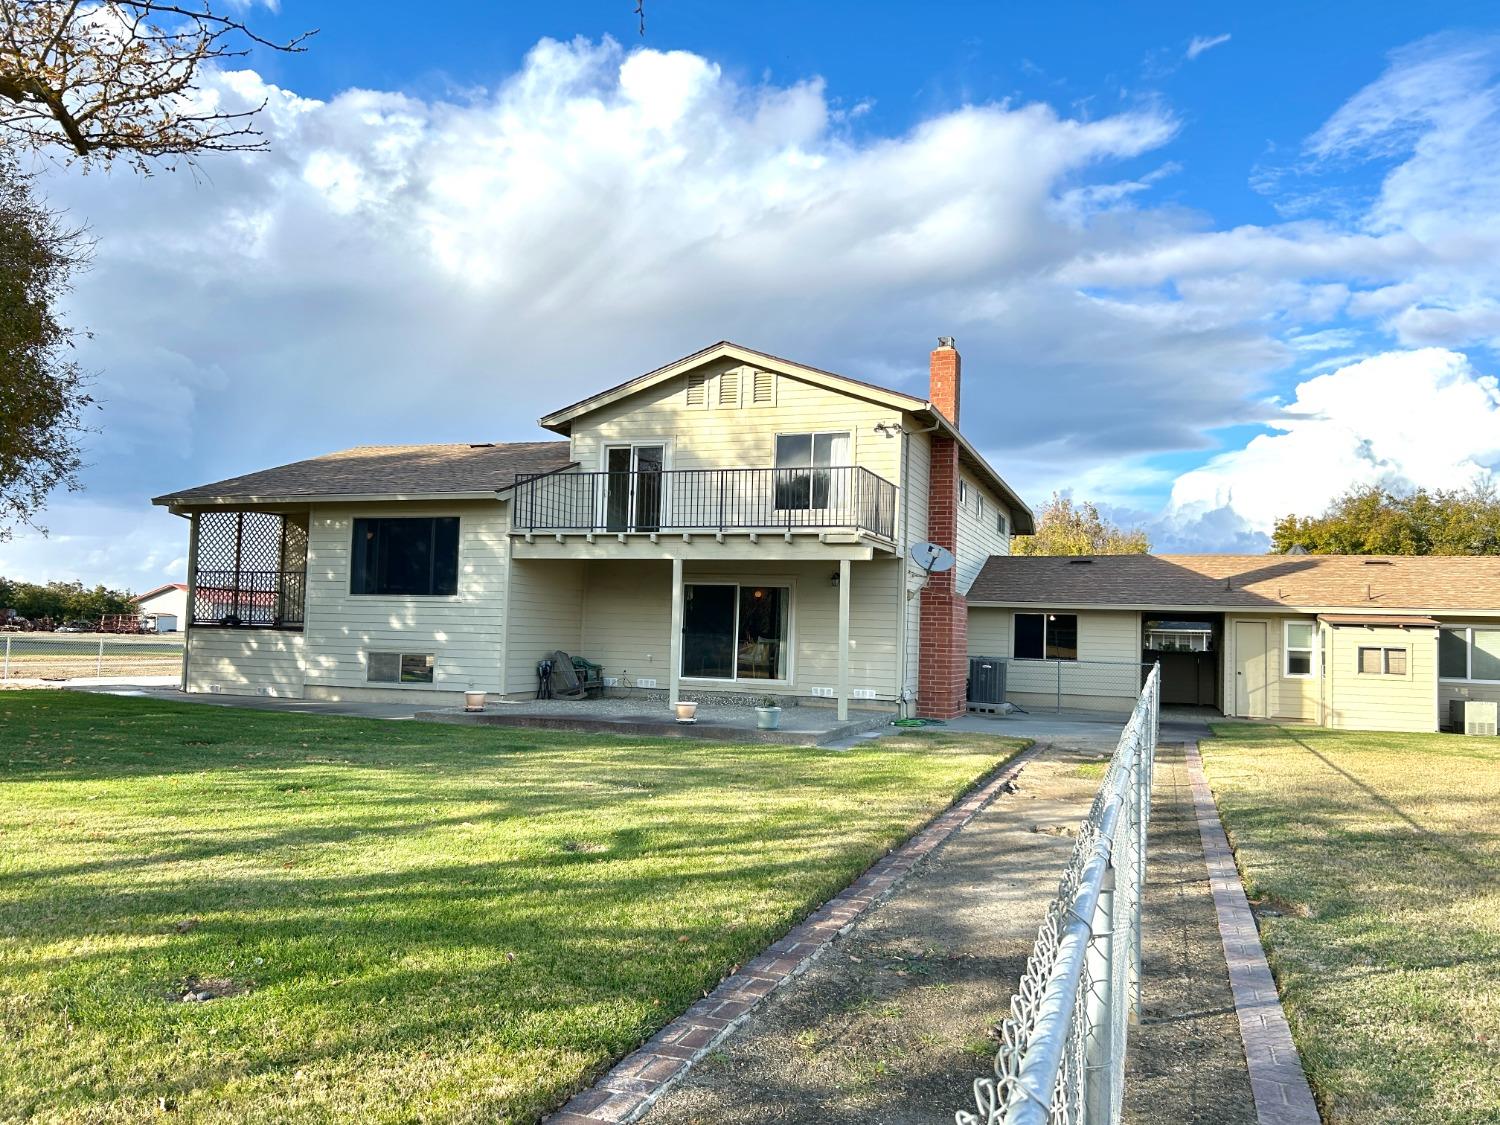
xmin=368 ymin=652 xmax=401 ymax=682
xmin=351 ymin=518 xmax=459 ymax=596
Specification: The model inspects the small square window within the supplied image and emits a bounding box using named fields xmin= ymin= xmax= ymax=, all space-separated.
xmin=1358 ymin=646 xmax=1407 ymax=676
xmin=996 ymin=511 xmax=1008 ymax=535
xmin=1385 ymin=648 xmax=1407 ymax=676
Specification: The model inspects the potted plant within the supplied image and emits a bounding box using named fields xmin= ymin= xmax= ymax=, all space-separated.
xmin=464 ymin=690 xmax=487 ymax=713
xmin=674 ymin=699 xmax=699 ymax=723
xmin=754 ymin=696 xmax=782 ymax=730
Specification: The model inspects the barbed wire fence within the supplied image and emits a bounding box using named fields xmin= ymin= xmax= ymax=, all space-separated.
xmin=955 ymin=663 xmax=1161 ymax=1125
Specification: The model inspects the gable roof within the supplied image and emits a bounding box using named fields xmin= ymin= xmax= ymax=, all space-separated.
xmin=133 ymin=583 xmax=187 ymax=603
xmin=538 ymin=340 xmax=1035 ymax=533
xmin=967 ymin=554 xmax=1500 ymax=614
xmin=153 ymin=441 xmax=574 ymax=509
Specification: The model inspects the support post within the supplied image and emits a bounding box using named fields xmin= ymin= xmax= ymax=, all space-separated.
xmin=837 ymin=558 xmax=851 ymax=721
xmin=1057 ymin=659 xmax=1063 ymax=714
xmin=97 ymin=638 xmax=104 ymax=676
xmin=3 ymin=636 xmax=9 ymax=683
xmin=182 ymin=512 xmax=200 ymax=693
xmin=1083 ymin=866 xmax=1117 ymax=1124
xmin=669 ymin=557 xmax=684 ymax=706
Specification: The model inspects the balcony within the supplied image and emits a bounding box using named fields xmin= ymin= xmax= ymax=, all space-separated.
xmin=513 ymin=466 xmax=897 ymax=541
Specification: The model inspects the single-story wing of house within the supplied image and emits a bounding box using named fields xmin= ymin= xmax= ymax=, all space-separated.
xmin=966 ymin=553 xmax=1500 ymax=732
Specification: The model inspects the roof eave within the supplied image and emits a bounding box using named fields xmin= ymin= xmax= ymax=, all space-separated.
xmin=153 ymin=489 xmax=508 ymax=512
xmin=909 ymin=406 xmax=1036 ymax=534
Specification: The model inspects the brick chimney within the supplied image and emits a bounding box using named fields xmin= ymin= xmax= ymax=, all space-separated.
xmin=917 ymin=336 xmax=967 ymax=719
xmin=930 ymin=336 xmax=960 ymax=427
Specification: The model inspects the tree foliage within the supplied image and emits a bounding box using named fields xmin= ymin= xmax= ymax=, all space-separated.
xmin=0 ymin=574 xmax=135 ymax=619
xmin=0 ymin=1 xmax=312 ymax=170
xmin=1012 ymin=492 xmax=1150 ymax=556
xmin=0 ymin=151 xmax=89 ymax=539
xmin=1272 ymin=482 xmax=1500 ymax=555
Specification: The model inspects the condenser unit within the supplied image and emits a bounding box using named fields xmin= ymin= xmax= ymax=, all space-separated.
xmin=968 ymin=656 xmax=1007 ymax=707
xmin=1450 ymin=699 xmax=1499 ymax=737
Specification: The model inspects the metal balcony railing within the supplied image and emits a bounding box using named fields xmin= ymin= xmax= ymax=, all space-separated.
xmin=512 ymin=466 xmax=898 ymax=539
xmin=192 ymin=569 xmax=307 ymax=628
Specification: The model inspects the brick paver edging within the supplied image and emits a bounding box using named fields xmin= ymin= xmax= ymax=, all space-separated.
xmin=546 ymin=743 xmax=1043 ymax=1125
xmin=1184 ymin=742 xmax=1321 ymax=1125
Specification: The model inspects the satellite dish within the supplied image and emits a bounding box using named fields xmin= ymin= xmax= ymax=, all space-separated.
xmin=910 ymin=542 xmax=956 ymax=574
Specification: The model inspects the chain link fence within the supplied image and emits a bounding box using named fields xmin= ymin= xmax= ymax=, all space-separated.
xmin=954 ymin=663 xmax=1161 ymax=1125
xmin=1 ymin=634 xmax=184 ymax=683
xmin=971 ymin=658 xmax=1151 ymax=715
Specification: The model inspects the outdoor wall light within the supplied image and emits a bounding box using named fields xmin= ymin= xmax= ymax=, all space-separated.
xmin=830 ymin=571 xmax=840 ymax=587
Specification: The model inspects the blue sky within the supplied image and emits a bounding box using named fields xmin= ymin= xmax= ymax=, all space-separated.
xmin=4 ymin=1 xmax=1500 ymax=587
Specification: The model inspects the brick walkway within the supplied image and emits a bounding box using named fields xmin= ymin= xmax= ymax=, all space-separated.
xmin=1185 ymin=742 xmax=1321 ymax=1125
xmin=546 ymin=745 xmax=1042 ymax=1125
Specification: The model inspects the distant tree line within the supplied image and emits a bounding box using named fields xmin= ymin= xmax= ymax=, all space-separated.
xmin=0 ymin=576 xmax=135 ymax=621
xmin=1012 ymin=493 xmax=1150 ymax=556
xmin=1273 ymin=482 xmax=1500 ymax=555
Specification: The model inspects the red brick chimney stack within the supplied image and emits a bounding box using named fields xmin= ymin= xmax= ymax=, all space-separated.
xmin=930 ymin=336 xmax=961 ymax=427
xmin=917 ymin=336 xmax=968 ymax=720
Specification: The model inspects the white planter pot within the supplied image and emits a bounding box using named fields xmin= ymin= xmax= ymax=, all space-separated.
xmin=755 ymin=706 xmax=782 ymax=730
xmin=464 ymin=691 xmax=487 ymax=713
xmin=674 ymin=701 xmax=699 ymax=723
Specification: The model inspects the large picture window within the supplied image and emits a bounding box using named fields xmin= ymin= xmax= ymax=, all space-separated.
xmin=682 ymin=582 xmax=790 ymax=681
xmin=351 ymin=517 xmax=460 ymax=596
xmin=1014 ymin=612 xmax=1079 ymax=660
xmin=775 ymin=431 xmax=849 ymax=510
xmin=1440 ymin=626 xmax=1500 ymax=681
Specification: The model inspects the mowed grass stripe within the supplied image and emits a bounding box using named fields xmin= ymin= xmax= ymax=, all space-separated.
xmin=0 ymin=691 xmax=1022 ymax=1123
xmin=1202 ymin=724 xmax=1500 ymax=1125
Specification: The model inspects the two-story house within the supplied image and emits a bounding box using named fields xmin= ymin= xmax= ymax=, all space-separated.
xmin=152 ymin=340 xmax=1033 ymax=719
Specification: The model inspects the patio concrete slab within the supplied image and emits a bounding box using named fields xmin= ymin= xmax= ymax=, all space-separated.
xmin=415 ymin=698 xmax=892 ymax=746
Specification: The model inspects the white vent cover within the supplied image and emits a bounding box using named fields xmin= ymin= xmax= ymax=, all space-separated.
xmin=751 ymin=369 xmax=775 ymax=405
xmin=685 ymin=371 xmax=707 ymax=406
xmin=1453 ymin=699 xmax=1499 ymax=737
xmin=718 ymin=367 xmax=740 ymax=406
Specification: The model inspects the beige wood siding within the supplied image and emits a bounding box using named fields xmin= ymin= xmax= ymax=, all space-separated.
xmin=901 ymin=428 xmax=932 ymax=704
xmin=1220 ymin=614 xmax=1321 ymax=722
xmin=303 ymin=501 xmax=509 ymax=695
xmin=186 ymin=629 xmax=305 ymax=697
xmin=504 ymin=557 xmax=585 ymax=694
xmin=968 ymin=608 xmax=1141 ymax=711
xmin=955 ymin=469 xmax=1011 ymax=595
xmin=573 ymin=558 xmax=900 ymax=700
xmin=567 ymin=358 xmax=906 ymax=492
xmin=1323 ymin=623 xmax=1437 ymax=732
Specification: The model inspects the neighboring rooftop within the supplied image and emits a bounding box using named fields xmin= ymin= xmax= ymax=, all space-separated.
xmin=968 ymin=553 xmax=1500 ymax=613
xmin=133 ymin=583 xmax=188 ymax=602
xmin=153 ymin=442 xmax=574 ymax=508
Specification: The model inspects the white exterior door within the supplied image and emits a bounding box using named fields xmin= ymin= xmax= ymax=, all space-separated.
xmin=1235 ymin=621 xmax=1269 ymax=718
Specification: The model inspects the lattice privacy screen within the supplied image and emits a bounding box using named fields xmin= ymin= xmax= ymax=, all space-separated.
xmin=193 ymin=512 xmax=308 ymax=627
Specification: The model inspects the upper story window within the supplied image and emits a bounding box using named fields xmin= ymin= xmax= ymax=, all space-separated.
xmin=1014 ymin=612 xmax=1079 ymax=661
xmin=775 ymin=431 xmax=850 ymax=510
xmin=958 ymin=480 xmax=969 ymax=505
xmin=351 ymin=517 xmax=459 ymax=596
xmin=996 ymin=510 xmax=1008 ymax=536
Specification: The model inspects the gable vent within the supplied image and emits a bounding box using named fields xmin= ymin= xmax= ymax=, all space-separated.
xmin=751 ymin=369 xmax=776 ymax=405
xmin=718 ymin=367 xmax=741 ymax=406
xmin=685 ymin=371 xmax=707 ymax=407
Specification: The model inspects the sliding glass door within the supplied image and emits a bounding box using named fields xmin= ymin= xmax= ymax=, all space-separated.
xmin=682 ymin=582 xmax=790 ymax=681
xmin=604 ymin=444 xmax=664 ymax=532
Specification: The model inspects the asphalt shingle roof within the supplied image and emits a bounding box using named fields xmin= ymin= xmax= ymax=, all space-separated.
xmin=153 ymin=442 xmax=574 ymax=506
xmin=967 ymin=553 xmax=1500 ymax=613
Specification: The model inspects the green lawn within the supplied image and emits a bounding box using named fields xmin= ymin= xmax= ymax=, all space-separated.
xmin=1202 ymin=724 xmax=1500 ymax=1124
xmin=0 ymin=691 xmax=1022 ymax=1123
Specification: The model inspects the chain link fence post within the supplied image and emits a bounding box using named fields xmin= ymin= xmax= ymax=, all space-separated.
xmin=3 ymin=636 xmax=9 ymax=683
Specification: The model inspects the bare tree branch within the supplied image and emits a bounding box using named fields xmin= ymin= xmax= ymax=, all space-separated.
xmin=0 ymin=1 xmax=315 ymax=170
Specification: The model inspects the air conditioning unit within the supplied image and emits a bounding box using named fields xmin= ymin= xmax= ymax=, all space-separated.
xmin=1451 ymin=699 xmax=1499 ymax=737
xmin=968 ymin=656 xmax=1007 ymax=706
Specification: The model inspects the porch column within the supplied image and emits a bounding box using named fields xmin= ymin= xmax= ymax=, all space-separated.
xmin=669 ymin=556 xmax=684 ymax=706
xmin=837 ymin=558 xmax=851 ymax=720
xmin=181 ymin=511 xmax=199 ymax=693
